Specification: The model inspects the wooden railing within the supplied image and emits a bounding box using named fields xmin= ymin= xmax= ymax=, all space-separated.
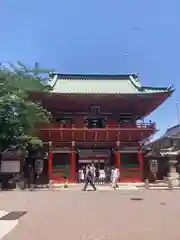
xmin=38 ymin=122 xmax=156 ymax=143
xmin=38 ymin=122 xmax=156 ymax=130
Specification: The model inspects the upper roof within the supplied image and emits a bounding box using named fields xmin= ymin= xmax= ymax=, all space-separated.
xmin=49 ymin=73 xmax=174 ymax=95
xmin=163 ymin=124 xmax=180 ymax=138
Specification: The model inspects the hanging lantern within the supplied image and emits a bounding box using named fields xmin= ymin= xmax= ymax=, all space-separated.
xmin=48 ymin=141 xmax=52 ymax=148
xmin=149 ymin=159 xmax=158 ymax=174
xmin=35 ymin=159 xmax=44 ymax=176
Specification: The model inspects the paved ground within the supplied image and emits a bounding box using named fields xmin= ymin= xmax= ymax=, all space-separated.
xmin=1 ymin=189 xmax=180 ymax=240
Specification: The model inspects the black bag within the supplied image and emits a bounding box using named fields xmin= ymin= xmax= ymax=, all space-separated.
xmin=95 ymin=169 xmax=100 ymax=178
xmin=87 ymin=169 xmax=93 ymax=181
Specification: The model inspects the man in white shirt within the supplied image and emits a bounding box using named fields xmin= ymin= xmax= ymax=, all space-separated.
xmin=90 ymin=163 xmax=96 ymax=183
xmin=111 ymin=166 xmax=120 ymax=189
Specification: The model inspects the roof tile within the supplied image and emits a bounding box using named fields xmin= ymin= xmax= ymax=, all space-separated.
xmin=50 ymin=74 xmax=174 ymax=95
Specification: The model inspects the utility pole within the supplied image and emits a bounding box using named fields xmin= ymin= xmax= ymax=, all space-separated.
xmin=176 ymin=102 xmax=180 ymax=127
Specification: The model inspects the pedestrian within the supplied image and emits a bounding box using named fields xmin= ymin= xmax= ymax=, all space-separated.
xmin=95 ymin=167 xmax=100 ymax=183
xmin=64 ymin=176 xmax=68 ymax=188
xmin=83 ymin=165 xmax=97 ymax=191
xmin=82 ymin=165 xmax=86 ymax=182
xmin=106 ymin=166 xmax=111 ymax=183
xmin=111 ymin=166 xmax=120 ymax=189
xmin=90 ymin=162 xmax=96 ymax=183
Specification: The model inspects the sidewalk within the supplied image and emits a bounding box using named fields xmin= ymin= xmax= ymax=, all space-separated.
xmin=26 ymin=182 xmax=139 ymax=191
xmin=11 ymin=182 xmax=180 ymax=191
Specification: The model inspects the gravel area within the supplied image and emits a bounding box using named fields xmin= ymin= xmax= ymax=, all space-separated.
xmin=1 ymin=189 xmax=180 ymax=240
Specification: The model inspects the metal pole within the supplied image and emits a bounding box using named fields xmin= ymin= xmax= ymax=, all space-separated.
xmin=176 ymin=102 xmax=180 ymax=127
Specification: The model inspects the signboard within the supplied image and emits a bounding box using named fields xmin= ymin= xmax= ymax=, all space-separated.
xmin=0 ymin=161 xmax=20 ymax=173
xmin=149 ymin=160 xmax=158 ymax=174
xmin=79 ymin=159 xmax=104 ymax=163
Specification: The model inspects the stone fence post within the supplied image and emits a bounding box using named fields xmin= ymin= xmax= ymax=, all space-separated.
xmin=145 ymin=178 xmax=149 ymax=189
xmin=168 ymin=159 xmax=179 ymax=188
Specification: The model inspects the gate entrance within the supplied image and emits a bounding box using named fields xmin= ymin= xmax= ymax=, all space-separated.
xmin=77 ymin=149 xmax=111 ymax=183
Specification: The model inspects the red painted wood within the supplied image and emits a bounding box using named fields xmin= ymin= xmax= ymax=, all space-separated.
xmin=120 ymin=178 xmax=141 ymax=182
xmin=31 ymin=91 xmax=170 ymax=118
xmin=118 ymin=153 xmax=143 ymax=182
xmin=38 ymin=124 xmax=155 ymax=143
xmin=48 ymin=151 xmax=53 ymax=180
xmin=115 ymin=151 xmax=120 ymax=169
xmin=49 ymin=152 xmax=73 ymax=183
xmin=138 ymin=151 xmax=143 ymax=180
xmin=70 ymin=150 xmax=76 ymax=182
xmin=39 ymin=122 xmax=156 ymax=129
xmin=107 ymin=120 xmax=117 ymax=126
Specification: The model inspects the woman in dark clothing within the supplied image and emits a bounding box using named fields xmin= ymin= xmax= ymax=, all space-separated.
xmin=106 ymin=166 xmax=111 ymax=183
xmin=83 ymin=165 xmax=96 ymax=191
xmin=95 ymin=167 xmax=100 ymax=183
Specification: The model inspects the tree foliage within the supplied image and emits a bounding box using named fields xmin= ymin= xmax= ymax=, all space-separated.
xmin=0 ymin=62 xmax=52 ymax=151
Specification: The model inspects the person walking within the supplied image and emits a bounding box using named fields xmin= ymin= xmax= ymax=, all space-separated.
xmin=95 ymin=166 xmax=100 ymax=183
xmin=82 ymin=165 xmax=86 ymax=182
xmin=90 ymin=162 xmax=96 ymax=183
xmin=111 ymin=166 xmax=120 ymax=189
xmin=83 ymin=165 xmax=97 ymax=191
xmin=106 ymin=166 xmax=111 ymax=183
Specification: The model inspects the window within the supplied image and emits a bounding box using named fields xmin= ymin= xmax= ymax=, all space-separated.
xmin=85 ymin=118 xmax=106 ymax=128
xmin=55 ymin=117 xmax=72 ymax=125
xmin=119 ymin=116 xmax=134 ymax=125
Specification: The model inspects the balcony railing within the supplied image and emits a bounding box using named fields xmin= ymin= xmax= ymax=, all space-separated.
xmin=39 ymin=122 xmax=156 ymax=130
xmin=38 ymin=122 xmax=156 ymax=143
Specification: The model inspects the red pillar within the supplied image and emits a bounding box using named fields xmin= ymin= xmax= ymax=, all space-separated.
xmin=138 ymin=151 xmax=143 ymax=181
xmin=115 ymin=151 xmax=120 ymax=169
xmin=115 ymin=151 xmax=120 ymax=182
xmin=70 ymin=150 xmax=76 ymax=182
xmin=48 ymin=151 xmax=53 ymax=181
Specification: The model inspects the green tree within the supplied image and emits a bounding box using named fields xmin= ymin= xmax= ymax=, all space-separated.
xmin=0 ymin=61 xmax=52 ymax=152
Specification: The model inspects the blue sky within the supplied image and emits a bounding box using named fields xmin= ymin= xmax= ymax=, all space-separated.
xmin=1 ymin=0 xmax=180 ymax=139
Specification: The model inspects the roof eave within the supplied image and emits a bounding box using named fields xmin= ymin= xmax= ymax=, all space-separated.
xmin=50 ymin=90 xmax=175 ymax=95
xmin=140 ymin=85 xmax=175 ymax=94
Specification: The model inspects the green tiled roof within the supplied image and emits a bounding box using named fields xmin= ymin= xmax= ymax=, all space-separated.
xmin=49 ymin=73 xmax=174 ymax=95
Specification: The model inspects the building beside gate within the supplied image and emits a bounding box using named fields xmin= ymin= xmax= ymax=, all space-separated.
xmin=32 ymin=73 xmax=174 ymax=183
xmin=145 ymin=124 xmax=180 ymax=182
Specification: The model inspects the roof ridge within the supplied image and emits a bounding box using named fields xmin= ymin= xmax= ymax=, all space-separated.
xmin=129 ymin=75 xmax=142 ymax=89
xmin=49 ymin=72 xmax=138 ymax=80
xmin=166 ymin=124 xmax=180 ymax=132
xmin=51 ymin=74 xmax=58 ymax=88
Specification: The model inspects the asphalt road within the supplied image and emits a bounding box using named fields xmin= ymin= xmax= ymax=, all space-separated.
xmin=1 ymin=189 xmax=180 ymax=240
